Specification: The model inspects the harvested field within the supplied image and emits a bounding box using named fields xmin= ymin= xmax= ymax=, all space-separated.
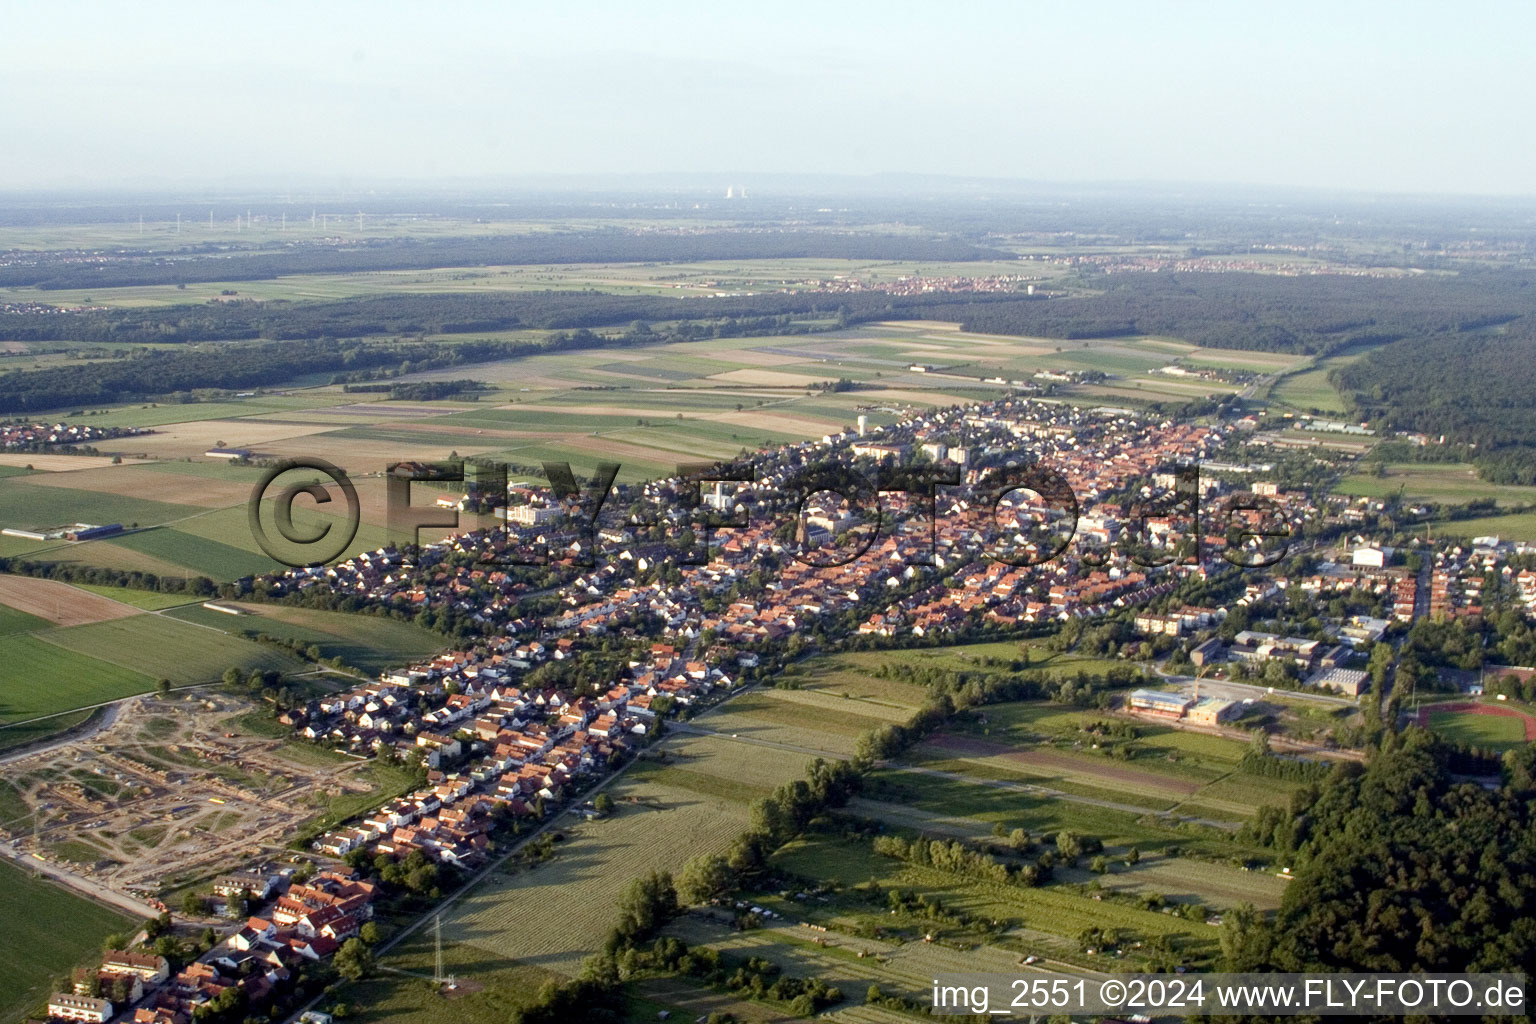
xmin=924 ymin=733 xmax=1203 ymax=795
xmin=24 ymin=465 xmax=260 ymax=508
xmin=0 ymin=453 xmax=125 ymax=472
xmin=99 ymin=419 xmax=342 ymax=459
xmin=0 ymin=575 xmax=143 ymax=627
xmin=706 ymin=368 xmax=829 ymax=386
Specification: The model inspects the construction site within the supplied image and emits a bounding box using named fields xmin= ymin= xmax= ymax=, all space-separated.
xmin=0 ymin=693 xmax=385 ymax=904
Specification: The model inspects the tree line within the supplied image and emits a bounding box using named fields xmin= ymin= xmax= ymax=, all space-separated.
xmin=1 ymin=230 xmax=1007 ymax=290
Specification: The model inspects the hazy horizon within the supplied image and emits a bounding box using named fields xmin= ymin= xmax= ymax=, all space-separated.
xmin=3 ymin=0 xmax=1534 ymax=197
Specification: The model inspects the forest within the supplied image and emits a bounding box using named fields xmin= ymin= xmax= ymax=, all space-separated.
xmin=0 ymin=230 xmax=1006 ymax=290
xmin=1334 ymin=319 xmax=1536 ymax=484
xmin=914 ymin=269 xmax=1536 ymax=352
xmin=0 ymin=287 xmax=1010 ymax=345
xmin=1228 ymin=731 xmax=1536 ymax=988
xmin=0 ymin=315 xmax=815 ymax=413
xmin=7 ymin=266 xmax=1536 ymax=472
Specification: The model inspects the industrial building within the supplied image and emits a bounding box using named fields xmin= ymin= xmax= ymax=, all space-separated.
xmin=1127 ymin=689 xmax=1195 ymax=718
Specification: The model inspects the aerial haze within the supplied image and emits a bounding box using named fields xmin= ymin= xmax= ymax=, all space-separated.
xmin=2 ymin=0 xmax=1534 ymax=194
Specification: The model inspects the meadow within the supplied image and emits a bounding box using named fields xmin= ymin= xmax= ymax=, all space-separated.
xmin=380 ymin=661 xmax=927 ymax=994
xmin=423 ymin=731 xmax=817 ymax=980
xmin=1434 ymin=511 xmax=1536 ymax=544
xmin=1334 ymin=462 xmax=1536 ymax=508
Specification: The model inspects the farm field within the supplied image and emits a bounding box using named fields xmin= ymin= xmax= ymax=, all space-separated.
xmin=0 ymin=256 xmax=1062 ymax=309
xmin=440 ymin=773 xmax=762 ymax=978
xmin=0 ymin=319 xmax=1315 ymax=584
xmin=421 ymin=724 xmax=814 ymax=980
xmin=443 ymin=780 xmax=759 ymax=976
xmin=0 ymin=603 xmax=50 ymax=636
xmin=1334 ymin=462 xmax=1536 ymax=508
xmin=379 ymin=653 xmax=928 ymax=1000
xmin=1269 ymin=343 xmax=1385 ymax=414
xmin=0 ymin=710 xmax=97 ymax=754
xmin=65 ymin=583 xmax=202 ymax=610
xmin=0 ymin=635 xmax=155 ymax=724
xmin=0 ymin=475 xmax=193 ymax=533
xmin=836 ymin=639 xmax=1131 ymax=683
xmin=0 ymin=858 xmax=137 ymax=1024
xmin=32 ymin=614 xmax=304 ymax=686
xmin=0 ymin=574 xmax=162 ymax=629
xmin=166 ymin=602 xmax=448 ymax=675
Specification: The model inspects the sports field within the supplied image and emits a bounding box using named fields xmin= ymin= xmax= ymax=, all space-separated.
xmin=1419 ymin=701 xmax=1536 ymax=750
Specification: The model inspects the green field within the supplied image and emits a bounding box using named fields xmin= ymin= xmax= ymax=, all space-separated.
xmin=0 ymin=636 xmax=156 ymax=724
xmin=167 ymin=603 xmax=447 ymax=674
xmin=100 ymin=526 xmax=280 ymax=580
xmin=429 ymin=727 xmax=814 ymax=978
xmin=0 ymin=603 xmax=50 ymax=636
xmin=1269 ymin=343 xmax=1384 ymax=415
xmin=1272 ymin=364 xmax=1348 ymax=413
xmin=65 ymin=583 xmax=201 ymax=610
xmin=0 ymin=858 xmax=138 ymax=1024
xmin=862 ymin=765 xmax=1253 ymax=861
xmin=0 ymin=478 xmax=191 ymax=532
xmin=1427 ymin=708 xmax=1531 ymax=751
xmin=34 ymin=615 xmax=303 ymax=686
xmin=1334 ymin=463 xmax=1536 ymax=508
xmin=0 ymin=709 xmax=97 ymax=754
xmin=341 ymin=941 xmax=555 ymax=1024
xmin=1435 ymin=511 xmax=1536 ymax=543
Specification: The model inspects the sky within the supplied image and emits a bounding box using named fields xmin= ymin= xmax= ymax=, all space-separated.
xmin=2 ymin=0 xmax=1533 ymax=196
